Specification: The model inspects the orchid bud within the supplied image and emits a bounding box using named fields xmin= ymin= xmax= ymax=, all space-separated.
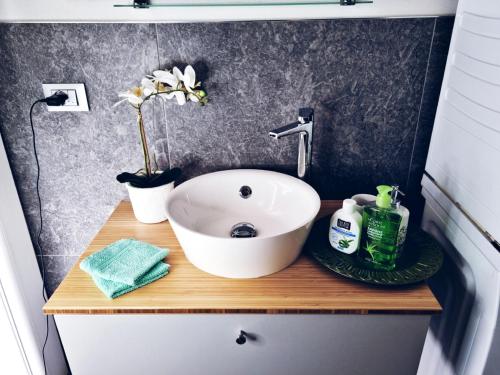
xmin=196 ymin=90 xmax=207 ymax=98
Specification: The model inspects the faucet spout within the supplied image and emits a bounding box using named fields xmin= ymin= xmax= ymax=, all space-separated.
xmin=269 ymin=121 xmax=308 ymax=139
xmin=268 ymin=108 xmax=314 ymax=179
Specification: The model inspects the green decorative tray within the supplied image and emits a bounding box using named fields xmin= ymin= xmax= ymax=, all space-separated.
xmin=305 ymin=216 xmax=444 ymax=286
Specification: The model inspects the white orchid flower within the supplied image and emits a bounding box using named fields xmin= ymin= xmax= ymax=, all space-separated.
xmin=182 ymin=65 xmax=196 ymax=92
xmin=114 ymin=86 xmax=144 ymax=108
xmin=151 ymin=67 xmax=183 ymax=105
xmin=173 ymin=66 xmax=185 ymax=86
xmin=181 ymin=65 xmax=202 ymax=103
xmin=153 ymin=66 xmax=193 ymax=105
xmin=114 ymin=64 xmax=206 ymax=109
xmin=152 ymin=69 xmax=179 ymax=88
xmin=141 ymin=77 xmax=156 ymax=96
xmin=163 ymin=91 xmax=186 ymax=106
xmin=184 ymin=66 xmax=206 ymax=103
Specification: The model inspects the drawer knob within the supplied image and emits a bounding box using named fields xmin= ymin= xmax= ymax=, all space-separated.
xmin=236 ymin=330 xmax=247 ymax=345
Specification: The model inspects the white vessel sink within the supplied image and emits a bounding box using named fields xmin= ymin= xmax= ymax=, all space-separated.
xmin=166 ymin=169 xmax=321 ymax=278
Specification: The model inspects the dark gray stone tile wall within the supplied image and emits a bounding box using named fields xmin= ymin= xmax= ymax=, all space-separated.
xmin=0 ymin=18 xmax=453 ymax=295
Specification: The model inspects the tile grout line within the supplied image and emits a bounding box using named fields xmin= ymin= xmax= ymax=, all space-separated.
xmin=154 ymin=23 xmax=173 ymax=170
xmin=154 ymin=23 xmax=161 ymax=70
xmin=162 ymin=101 xmax=172 ymax=169
xmin=405 ymin=17 xmax=437 ymax=192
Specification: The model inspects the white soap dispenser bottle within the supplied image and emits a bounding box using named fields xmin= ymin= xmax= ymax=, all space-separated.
xmin=329 ymin=199 xmax=362 ymax=254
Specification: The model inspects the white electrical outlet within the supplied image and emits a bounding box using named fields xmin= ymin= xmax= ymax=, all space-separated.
xmin=42 ymin=83 xmax=89 ymax=112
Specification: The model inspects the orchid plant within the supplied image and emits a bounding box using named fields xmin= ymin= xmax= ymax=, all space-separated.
xmin=115 ymin=65 xmax=207 ymax=178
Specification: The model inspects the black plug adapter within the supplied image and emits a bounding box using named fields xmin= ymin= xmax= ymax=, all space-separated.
xmin=41 ymin=91 xmax=69 ymax=106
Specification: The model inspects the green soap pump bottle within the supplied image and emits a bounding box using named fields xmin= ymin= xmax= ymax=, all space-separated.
xmin=358 ymin=185 xmax=402 ymax=270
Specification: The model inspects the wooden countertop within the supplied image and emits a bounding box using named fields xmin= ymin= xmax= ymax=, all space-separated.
xmin=44 ymin=201 xmax=441 ymax=315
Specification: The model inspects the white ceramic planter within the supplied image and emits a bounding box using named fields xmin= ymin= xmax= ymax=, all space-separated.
xmin=126 ymin=182 xmax=174 ymax=224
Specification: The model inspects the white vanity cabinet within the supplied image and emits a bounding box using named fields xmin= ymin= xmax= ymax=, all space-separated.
xmin=55 ymin=314 xmax=430 ymax=375
xmin=45 ymin=201 xmax=440 ymax=375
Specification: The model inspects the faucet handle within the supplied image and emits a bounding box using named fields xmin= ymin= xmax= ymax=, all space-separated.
xmin=298 ymin=108 xmax=314 ymax=123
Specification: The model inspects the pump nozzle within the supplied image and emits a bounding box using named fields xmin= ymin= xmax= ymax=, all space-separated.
xmin=375 ymin=185 xmax=392 ymax=208
xmin=390 ymin=185 xmax=405 ymax=205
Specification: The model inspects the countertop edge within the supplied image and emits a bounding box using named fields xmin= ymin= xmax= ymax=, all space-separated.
xmin=44 ymin=307 xmax=442 ymax=315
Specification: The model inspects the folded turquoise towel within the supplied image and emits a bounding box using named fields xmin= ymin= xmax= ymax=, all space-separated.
xmin=80 ymin=239 xmax=168 ymax=285
xmin=89 ymin=262 xmax=169 ymax=299
xmin=80 ymin=239 xmax=169 ymax=299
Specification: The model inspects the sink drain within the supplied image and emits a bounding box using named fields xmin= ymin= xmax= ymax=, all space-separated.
xmin=239 ymin=185 xmax=252 ymax=199
xmin=230 ymin=222 xmax=257 ymax=238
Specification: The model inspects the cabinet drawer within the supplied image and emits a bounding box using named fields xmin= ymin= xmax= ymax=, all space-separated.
xmin=56 ymin=314 xmax=429 ymax=375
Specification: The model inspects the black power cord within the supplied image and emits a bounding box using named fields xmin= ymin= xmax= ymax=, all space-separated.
xmin=29 ymin=91 xmax=68 ymax=375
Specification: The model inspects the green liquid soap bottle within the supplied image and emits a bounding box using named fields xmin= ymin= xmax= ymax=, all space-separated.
xmin=358 ymin=185 xmax=403 ymax=270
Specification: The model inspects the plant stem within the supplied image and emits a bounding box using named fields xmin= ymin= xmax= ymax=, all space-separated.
xmin=132 ymin=87 xmax=205 ymax=178
xmin=136 ymin=108 xmax=152 ymax=177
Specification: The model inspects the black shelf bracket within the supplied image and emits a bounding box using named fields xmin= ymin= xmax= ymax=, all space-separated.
xmin=133 ymin=0 xmax=150 ymax=8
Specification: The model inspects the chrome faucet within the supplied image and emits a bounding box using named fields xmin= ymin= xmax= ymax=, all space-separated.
xmin=269 ymin=108 xmax=314 ymax=179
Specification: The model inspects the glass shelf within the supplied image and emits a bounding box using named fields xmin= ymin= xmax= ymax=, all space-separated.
xmin=114 ymin=0 xmax=373 ymax=9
